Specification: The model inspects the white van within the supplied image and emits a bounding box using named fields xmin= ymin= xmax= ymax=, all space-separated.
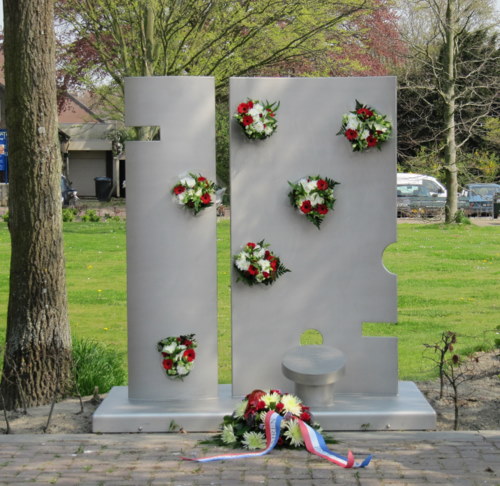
xmin=397 ymin=173 xmax=447 ymax=198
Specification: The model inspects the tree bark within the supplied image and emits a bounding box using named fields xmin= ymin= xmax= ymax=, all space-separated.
xmin=443 ymin=0 xmax=459 ymax=222
xmin=0 ymin=0 xmax=72 ymax=409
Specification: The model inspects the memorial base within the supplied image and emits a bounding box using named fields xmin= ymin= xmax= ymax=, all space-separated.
xmin=92 ymin=382 xmax=436 ymax=433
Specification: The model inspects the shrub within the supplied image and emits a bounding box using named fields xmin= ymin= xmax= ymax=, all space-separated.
xmin=2 ymin=211 xmax=9 ymax=223
xmin=62 ymin=208 xmax=78 ymax=222
xmin=81 ymin=209 xmax=101 ymax=222
xmin=72 ymin=337 xmax=126 ymax=395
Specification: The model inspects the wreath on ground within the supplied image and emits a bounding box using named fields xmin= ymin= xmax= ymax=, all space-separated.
xmin=337 ymin=100 xmax=392 ymax=152
xmin=233 ymin=240 xmax=290 ymax=286
xmin=215 ymin=389 xmax=322 ymax=449
xmin=234 ymin=99 xmax=279 ymax=140
xmin=288 ymin=175 xmax=339 ymax=229
xmin=157 ymin=334 xmax=197 ymax=380
xmin=172 ymin=173 xmax=216 ymax=215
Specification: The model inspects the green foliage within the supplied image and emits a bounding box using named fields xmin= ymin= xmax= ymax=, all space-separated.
xmin=62 ymin=208 xmax=78 ymax=222
xmin=81 ymin=209 xmax=101 ymax=222
xmin=72 ymin=337 xmax=127 ymax=395
xmin=56 ymin=0 xmax=375 ymax=123
xmin=1 ymin=212 xmax=8 ymax=223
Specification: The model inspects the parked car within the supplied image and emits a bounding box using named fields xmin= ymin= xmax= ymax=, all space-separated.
xmin=397 ymin=184 xmax=467 ymax=217
xmin=397 ymin=173 xmax=447 ymax=198
xmin=61 ymin=175 xmax=78 ymax=206
xmin=462 ymin=183 xmax=500 ymax=216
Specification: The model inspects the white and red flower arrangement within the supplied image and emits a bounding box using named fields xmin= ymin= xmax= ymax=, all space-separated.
xmin=157 ymin=334 xmax=197 ymax=380
xmin=337 ymin=100 xmax=392 ymax=152
xmin=288 ymin=175 xmax=339 ymax=229
xmin=234 ymin=99 xmax=279 ymax=140
xmin=172 ymin=173 xmax=216 ymax=215
xmin=216 ymin=389 xmax=321 ymax=450
xmin=234 ymin=240 xmax=290 ymax=286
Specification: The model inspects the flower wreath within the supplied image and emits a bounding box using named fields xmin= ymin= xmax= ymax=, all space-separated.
xmin=234 ymin=240 xmax=290 ymax=286
xmin=288 ymin=176 xmax=339 ymax=229
xmin=172 ymin=173 xmax=216 ymax=215
xmin=234 ymin=99 xmax=279 ymax=140
xmin=337 ymin=100 xmax=392 ymax=152
xmin=157 ymin=334 xmax=197 ymax=380
xmin=215 ymin=389 xmax=322 ymax=450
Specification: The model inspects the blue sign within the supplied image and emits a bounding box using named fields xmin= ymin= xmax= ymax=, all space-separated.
xmin=0 ymin=129 xmax=7 ymax=176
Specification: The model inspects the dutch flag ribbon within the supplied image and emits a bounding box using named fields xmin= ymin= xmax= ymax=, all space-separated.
xmin=182 ymin=411 xmax=372 ymax=468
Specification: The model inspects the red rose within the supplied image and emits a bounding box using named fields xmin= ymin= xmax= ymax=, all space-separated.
xmin=200 ymin=193 xmax=211 ymax=204
xmin=163 ymin=359 xmax=173 ymax=370
xmin=247 ymin=100 xmax=254 ymax=109
xmin=265 ymin=250 xmax=271 ymax=259
xmin=316 ymin=204 xmax=328 ymax=215
xmin=257 ymin=400 xmax=266 ymax=410
xmin=197 ymin=176 xmax=207 ymax=182
xmin=242 ymin=115 xmax=254 ymax=126
xmin=182 ymin=339 xmax=193 ymax=347
xmin=300 ymin=200 xmax=313 ymax=214
xmin=248 ymin=265 xmax=258 ymax=276
xmin=366 ymin=135 xmax=378 ymax=147
xmin=345 ymin=129 xmax=358 ymax=141
xmin=275 ymin=402 xmax=285 ymax=413
xmin=173 ymin=185 xmax=185 ymax=195
xmin=262 ymin=272 xmax=270 ymax=279
xmin=183 ymin=349 xmax=196 ymax=362
xmin=317 ymin=179 xmax=328 ymax=191
xmin=356 ymin=107 xmax=373 ymax=119
xmin=270 ymin=259 xmax=278 ymax=271
xmin=237 ymin=102 xmax=249 ymax=114
xmin=247 ymin=242 xmax=256 ymax=249
xmin=300 ymin=411 xmax=311 ymax=422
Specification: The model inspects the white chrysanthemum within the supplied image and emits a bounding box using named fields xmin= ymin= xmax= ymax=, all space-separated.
xmin=254 ymin=247 xmax=265 ymax=259
xmin=262 ymin=391 xmax=281 ymax=407
xmin=283 ymin=421 xmax=304 ymax=447
xmin=360 ymin=129 xmax=370 ymax=139
xmin=256 ymin=273 xmax=265 ymax=282
xmin=310 ymin=192 xmax=324 ymax=206
xmin=177 ymin=365 xmax=188 ymax=376
xmin=249 ymin=104 xmax=264 ymax=116
xmin=234 ymin=400 xmax=248 ymax=419
xmin=180 ymin=175 xmax=196 ymax=188
xmin=177 ymin=192 xmax=187 ymax=204
xmin=258 ymin=259 xmax=271 ymax=273
xmin=162 ymin=343 xmax=177 ymax=354
xmin=374 ymin=122 xmax=387 ymax=132
xmin=305 ymin=180 xmax=317 ymax=193
xmin=280 ymin=394 xmax=303 ymax=416
xmin=298 ymin=178 xmax=309 ymax=188
xmin=253 ymin=121 xmax=265 ymax=133
xmin=242 ymin=431 xmax=266 ymax=450
xmin=264 ymin=125 xmax=274 ymax=136
xmin=195 ymin=188 xmax=203 ymax=197
xmin=235 ymin=255 xmax=250 ymax=271
xmin=346 ymin=113 xmax=360 ymax=130
xmin=221 ymin=424 xmax=237 ymax=444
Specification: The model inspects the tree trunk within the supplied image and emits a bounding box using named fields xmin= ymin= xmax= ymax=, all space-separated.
xmin=443 ymin=0 xmax=459 ymax=223
xmin=0 ymin=0 xmax=72 ymax=410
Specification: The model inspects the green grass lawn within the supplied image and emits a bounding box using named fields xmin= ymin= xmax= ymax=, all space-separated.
xmin=0 ymin=220 xmax=498 ymax=383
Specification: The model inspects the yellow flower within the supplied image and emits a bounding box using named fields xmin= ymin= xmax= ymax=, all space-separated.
xmin=280 ymin=394 xmax=303 ymax=416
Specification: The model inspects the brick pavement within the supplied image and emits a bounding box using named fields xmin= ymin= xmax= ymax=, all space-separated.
xmin=0 ymin=431 xmax=498 ymax=485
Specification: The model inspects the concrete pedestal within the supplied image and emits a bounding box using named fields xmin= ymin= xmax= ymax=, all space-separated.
xmin=93 ymin=382 xmax=436 ymax=432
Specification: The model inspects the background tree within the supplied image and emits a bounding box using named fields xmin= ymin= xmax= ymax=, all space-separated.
xmin=56 ymin=0 xmax=387 ymax=188
xmin=0 ymin=0 xmax=72 ymax=409
xmin=396 ymin=0 xmax=499 ymax=221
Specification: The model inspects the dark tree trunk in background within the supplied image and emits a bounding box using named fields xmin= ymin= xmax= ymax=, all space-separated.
xmin=0 ymin=0 xmax=72 ymax=410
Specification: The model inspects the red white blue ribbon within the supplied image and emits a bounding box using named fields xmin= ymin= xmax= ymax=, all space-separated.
xmin=183 ymin=411 xmax=371 ymax=468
